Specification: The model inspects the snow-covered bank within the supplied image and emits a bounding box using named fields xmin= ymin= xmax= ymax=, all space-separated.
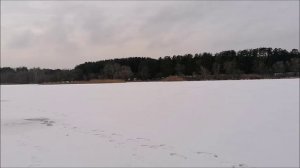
xmin=1 ymin=79 xmax=299 ymax=167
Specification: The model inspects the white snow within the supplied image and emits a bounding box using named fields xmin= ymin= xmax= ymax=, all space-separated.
xmin=1 ymin=79 xmax=299 ymax=167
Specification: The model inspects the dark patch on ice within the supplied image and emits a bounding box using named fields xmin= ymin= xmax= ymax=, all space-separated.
xmin=25 ymin=117 xmax=49 ymax=122
xmin=24 ymin=117 xmax=55 ymax=126
xmin=3 ymin=120 xmax=32 ymax=127
xmin=237 ymin=163 xmax=247 ymax=167
xmin=170 ymin=152 xmax=176 ymax=156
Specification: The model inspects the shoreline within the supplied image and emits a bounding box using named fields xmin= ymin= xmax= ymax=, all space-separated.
xmin=1 ymin=76 xmax=298 ymax=85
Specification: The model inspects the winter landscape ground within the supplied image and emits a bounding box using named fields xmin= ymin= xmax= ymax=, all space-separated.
xmin=1 ymin=79 xmax=299 ymax=167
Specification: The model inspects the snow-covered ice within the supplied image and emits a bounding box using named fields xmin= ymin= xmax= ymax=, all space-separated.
xmin=1 ymin=79 xmax=299 ymax=167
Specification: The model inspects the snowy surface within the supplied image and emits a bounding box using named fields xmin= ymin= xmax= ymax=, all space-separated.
xmin=1 ymin=79 xmax=299 ymax=167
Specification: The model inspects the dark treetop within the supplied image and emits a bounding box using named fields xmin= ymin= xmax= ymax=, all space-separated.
xmin=1 ymin=47 xmax=299 ymax=84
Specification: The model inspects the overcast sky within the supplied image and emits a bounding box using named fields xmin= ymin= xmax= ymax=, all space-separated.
xmin=1 ymin=1 xmax=299 ymax=69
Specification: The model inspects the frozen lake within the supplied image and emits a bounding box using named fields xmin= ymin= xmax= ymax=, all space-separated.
xmin=1 ymin=79 xmax=299 ymax=167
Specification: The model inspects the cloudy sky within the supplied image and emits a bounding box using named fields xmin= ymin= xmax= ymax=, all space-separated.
xmin=1 ymin=1 xmax=299 ymax=69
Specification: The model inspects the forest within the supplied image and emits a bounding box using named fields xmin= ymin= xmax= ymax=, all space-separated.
xmin=1 ymin=47 xmax=299 ymax=84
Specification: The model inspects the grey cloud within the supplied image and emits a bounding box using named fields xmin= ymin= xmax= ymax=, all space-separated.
xmin=6 ymin=29 xmax=35 ymax=49
xmin=1 ymin=1 xmax=299 ymax=69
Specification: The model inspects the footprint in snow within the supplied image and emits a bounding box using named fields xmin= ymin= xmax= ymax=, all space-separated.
xmin=169 ymin=152 xmax=188 ymax=159
xmin=196 ymin=152 xmax=248 ymax=168
xmin=196 ymin=151 xmax=218 ymax=158
xmin=111 ymin=133 xmax=122 ymax=136
xmin=136 ymin=137 xmax=150 ymax=141
xmin=146 ymin=144 xmax=166 ymax=149
xmin=28 ymin=156 xmax=42 ymax=167
xmin=232 ymin=163 xmax=248 ymax=168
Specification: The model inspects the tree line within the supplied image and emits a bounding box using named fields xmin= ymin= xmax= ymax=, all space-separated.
xmin=1 ymin=47 xmax=299 ymax=84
